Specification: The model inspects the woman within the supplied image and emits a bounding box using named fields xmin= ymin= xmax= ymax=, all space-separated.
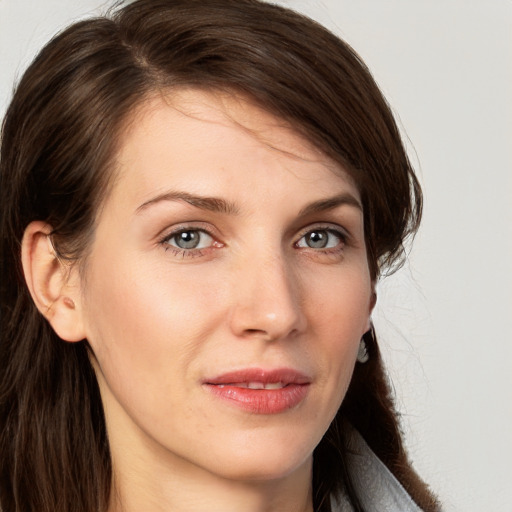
xmin=0 ymin=1 xmax=441 ymax=511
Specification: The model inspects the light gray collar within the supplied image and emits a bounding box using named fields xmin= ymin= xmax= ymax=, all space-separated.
xmin=331 ymin=427 xmax=423 ymax=512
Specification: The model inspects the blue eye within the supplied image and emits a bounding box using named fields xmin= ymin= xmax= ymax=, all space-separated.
xmin=165 ymin=229 xmax=214 ymax=250
xmin=297 ymin=229 xmax=344 ymax=249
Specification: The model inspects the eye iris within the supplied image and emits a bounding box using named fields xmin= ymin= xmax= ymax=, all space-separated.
xmin=306 ymin=231 xmax=328 ymax=248
xmin=175 ymin=231 xmax=200 ymax=249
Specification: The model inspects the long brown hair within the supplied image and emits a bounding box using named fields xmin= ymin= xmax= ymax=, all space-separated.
xmin=0 ymin=1 xmax=438 ymax=510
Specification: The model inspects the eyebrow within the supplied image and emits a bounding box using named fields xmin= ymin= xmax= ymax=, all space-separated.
xmin=298 ymin=193 xmax=362 ymax=216
xmin=135 ymin=190 xmax=362 ymax=216
xmin=136 ymin=191 xmax=240 ymax=215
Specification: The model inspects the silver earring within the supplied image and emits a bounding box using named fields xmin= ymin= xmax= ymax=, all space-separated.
xmin=357 ymin=337 xmax=369 ymax=363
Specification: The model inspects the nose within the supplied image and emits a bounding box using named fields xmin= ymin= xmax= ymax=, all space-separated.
xmin=228 ymin=252 xmax=306 ymax=342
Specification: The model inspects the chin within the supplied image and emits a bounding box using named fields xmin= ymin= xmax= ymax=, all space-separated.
xmin=213 ymin=454 xmax=312 ymax=483
xmin=198 ymin=428 xmax=317 ymax=483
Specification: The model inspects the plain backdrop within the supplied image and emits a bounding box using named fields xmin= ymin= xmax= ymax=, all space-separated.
xmin=1 ymin=1 xmax=511 ymax=510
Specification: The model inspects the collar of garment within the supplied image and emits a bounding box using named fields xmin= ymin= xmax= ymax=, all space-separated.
xmin=331 ymin=426 xmax=423 ymax=512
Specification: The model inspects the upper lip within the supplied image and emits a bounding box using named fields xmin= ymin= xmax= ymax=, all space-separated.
xmin=203 ymin=368 xmax=311 ymax=386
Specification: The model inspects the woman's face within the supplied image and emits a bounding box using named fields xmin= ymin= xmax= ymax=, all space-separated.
xmin=78 ymin=90 xmax=374 ymax=484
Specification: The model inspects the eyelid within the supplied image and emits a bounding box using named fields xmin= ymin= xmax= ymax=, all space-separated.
xmin=157 ymin=222 xmax=225 ymax=258
xmin=163 ymin=228 xmax=214 ymax=250
xmin=157 ymin=221 xmax=219 ymax=243
xmin=295 ymin=223 xmax=350 ymax=242
xmin=293 ymin=224 xmax=353 ymax=260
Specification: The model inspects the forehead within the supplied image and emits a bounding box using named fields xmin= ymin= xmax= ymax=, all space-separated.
xmin=109 ymin=89 xmax=358 ymax=209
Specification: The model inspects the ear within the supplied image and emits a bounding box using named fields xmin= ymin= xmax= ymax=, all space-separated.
xmin=21 ymin=221 xmax=86 ymax=342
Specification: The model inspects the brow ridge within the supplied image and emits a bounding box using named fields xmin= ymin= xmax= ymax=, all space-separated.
xmin=136 ymin=190 xmax=361 ymax=217
xmin=136 ymin=191 xmax=240 ymax=215
xmin=298 ymin=193 xmax=362 ymax=217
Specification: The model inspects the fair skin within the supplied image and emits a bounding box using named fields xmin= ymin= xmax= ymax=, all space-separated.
xmin=22 ymin=90 xmax=374 ymax=512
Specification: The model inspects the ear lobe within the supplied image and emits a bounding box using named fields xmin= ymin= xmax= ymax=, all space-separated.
xmin=21 ymin=221 xmax=86 ymax=342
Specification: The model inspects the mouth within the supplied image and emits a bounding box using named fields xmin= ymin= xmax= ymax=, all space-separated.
xmin=216 ymin=381 xmax=288 ymax=390
xmin=203 ymin=368 xmax=311 ymax=414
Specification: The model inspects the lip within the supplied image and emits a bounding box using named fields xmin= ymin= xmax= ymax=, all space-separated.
xmin=203 ymin=368 xmax=311 ymax=414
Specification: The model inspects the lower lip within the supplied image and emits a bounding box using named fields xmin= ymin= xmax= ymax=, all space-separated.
xmin=204 ymin=384 xmax=309 ymax=414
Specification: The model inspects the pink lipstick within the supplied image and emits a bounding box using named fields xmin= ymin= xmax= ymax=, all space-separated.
xmin=203 ymin=368 xmax=310 ymax=414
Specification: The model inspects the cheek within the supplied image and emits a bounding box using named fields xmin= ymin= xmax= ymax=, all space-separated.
xmin=81 ymin=252 xmax=224 ymax=391
xmin=80 ymin=256 xmax=228 ymax=445
xmin=301 ymin=266 xmax=372 ymax=399
xmin=307 ymin=264 xmax=372 ymax=336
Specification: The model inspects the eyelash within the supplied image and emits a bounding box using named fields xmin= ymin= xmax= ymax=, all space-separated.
xmin=159 ymin=227 xmax=219 ymax=259
xmin=159 ymin=224 xmax=348 ymax=259
xmin=295 ymin=225 xmax=348 ymax=256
